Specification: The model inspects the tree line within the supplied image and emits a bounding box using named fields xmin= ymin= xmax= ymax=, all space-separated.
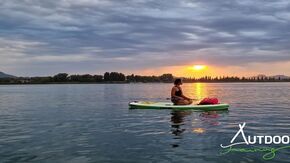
xmin=0 ymin=72 xmax=289 ymax=84
xmin=0 ymin=72 xmax=174 ymax=84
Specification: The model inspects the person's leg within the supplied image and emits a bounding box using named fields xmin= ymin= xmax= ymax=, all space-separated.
xmin=175 ymin=99 xmax=191 ymax=105
xmin=188 ymin=99 xmax=193 ymax=104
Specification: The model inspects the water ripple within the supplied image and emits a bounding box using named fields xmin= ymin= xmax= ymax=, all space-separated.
xmin=0 ymin=83 xmax=289 ymax=163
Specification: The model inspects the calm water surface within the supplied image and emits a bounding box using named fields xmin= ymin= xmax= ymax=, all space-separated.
xmin=0 ymin=83 xmax=289 ymax=163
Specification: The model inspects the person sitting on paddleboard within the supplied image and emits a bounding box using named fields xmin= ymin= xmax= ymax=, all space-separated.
xmin=171 ymin=79 xmax=193 ymax=105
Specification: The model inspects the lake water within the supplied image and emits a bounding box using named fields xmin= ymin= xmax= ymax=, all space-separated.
xmin=0 ymin=83 xmax=289 ymax=163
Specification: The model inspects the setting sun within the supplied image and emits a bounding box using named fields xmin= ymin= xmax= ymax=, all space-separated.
xmin=192 ymin=65 xmax=206 ymax=71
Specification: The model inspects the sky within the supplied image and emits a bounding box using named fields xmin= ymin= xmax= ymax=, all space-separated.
xmin=0 ymin=0 xmax=290 ymax=77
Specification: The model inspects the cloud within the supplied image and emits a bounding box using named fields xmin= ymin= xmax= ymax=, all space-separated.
xmin=0 ymin=0 xmax=289 ymax=75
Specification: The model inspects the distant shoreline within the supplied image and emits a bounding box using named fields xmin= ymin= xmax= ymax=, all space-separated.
xmin=1 ymin=81 xmax=290 ymax=85
xmin=1 ymin=72 xmax=290 ymax=84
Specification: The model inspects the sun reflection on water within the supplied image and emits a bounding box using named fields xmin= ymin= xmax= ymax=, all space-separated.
xmin=194 ymin=83 xmax=208 ymax=100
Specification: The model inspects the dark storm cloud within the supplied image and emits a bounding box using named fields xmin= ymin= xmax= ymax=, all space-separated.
xmin=0 ymin=0 xmax=290 ymax=75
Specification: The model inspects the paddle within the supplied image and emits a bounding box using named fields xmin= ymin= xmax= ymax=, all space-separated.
xmin=166 ymin=98 xmax=199 ymax=101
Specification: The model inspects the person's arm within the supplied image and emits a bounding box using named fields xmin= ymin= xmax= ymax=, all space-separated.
xmin=171 ymin=87 xmax=183 ymax=99
xmin=182 ymin=95 xmax=198 ymax=100
xmin=181 ymin=94 xmax=191 ymax=100
xmin=180 ymin=88 xmax=193 ymax=100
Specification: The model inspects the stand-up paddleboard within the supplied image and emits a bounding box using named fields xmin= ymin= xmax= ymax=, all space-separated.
xmin=129 ymin=101 xmax=229 ymax=111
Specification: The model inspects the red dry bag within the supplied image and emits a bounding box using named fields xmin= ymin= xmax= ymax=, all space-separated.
xmin=199 ymin=98 xmax=219 ymax=105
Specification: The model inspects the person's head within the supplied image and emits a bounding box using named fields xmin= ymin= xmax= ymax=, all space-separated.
xmin=174 ymin=78 xmax=182 ymax=86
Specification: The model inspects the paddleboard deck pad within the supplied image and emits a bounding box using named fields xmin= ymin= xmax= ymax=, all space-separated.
xmin=129 ymin=101 xmax=229 ymax=111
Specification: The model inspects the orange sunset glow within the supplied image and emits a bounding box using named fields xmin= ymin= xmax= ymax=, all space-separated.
xmin=130 ymin=60 xmax=290 ymax=78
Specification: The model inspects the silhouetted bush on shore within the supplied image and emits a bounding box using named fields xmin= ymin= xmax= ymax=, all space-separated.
xmin=0 ymin=72 xmax=289 ymax=84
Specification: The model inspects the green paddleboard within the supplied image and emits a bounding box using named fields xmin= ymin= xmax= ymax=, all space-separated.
xmin=129 ymin=101 xmax=229 ymax=111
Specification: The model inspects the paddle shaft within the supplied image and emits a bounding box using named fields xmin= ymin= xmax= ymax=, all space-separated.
xmin=166 ymin=98 xmax=199 ymax=101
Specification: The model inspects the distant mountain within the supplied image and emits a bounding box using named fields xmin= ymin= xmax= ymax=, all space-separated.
xmin=271 ymin=75 xmax=290 ymax=80
xmin=0 ymin=72 xmax=16 ymax=78
xmin=252 ymin=74 xmax=290 ymax=80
